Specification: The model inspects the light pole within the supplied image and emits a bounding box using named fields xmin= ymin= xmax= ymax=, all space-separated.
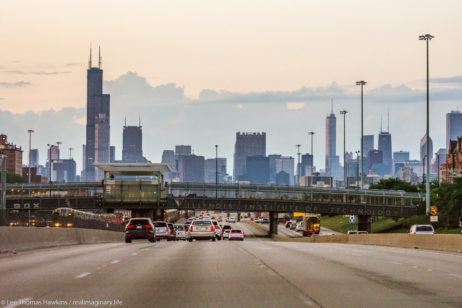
xmin=419 ymin=33 xmax=434 ymax=216
xmin=355 ymin=151 xmax=360 ymax=188
xmin=1 ymin=154 xmax=6 ymax=211
xmin=340 ymin=110 xmax=348 ymax=187
xmin=296 ymin=144 xmax=301 ymax=185
xmin=47 ymin=143 xmax=53 ymax=183
xmin=356 ymin=80 xmax=367 ymax=189
xmin=308 ymin=132 xmax=315 ymax=155
xmin=27 ymin=129 xmax=34 ymax=184
xmin=69 ymin=147 xmax=74 ymax=160
xmin=215 ymin=145 xmax=218 ymax=198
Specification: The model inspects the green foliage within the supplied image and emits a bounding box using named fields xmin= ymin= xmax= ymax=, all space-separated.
xmin=369 ymin=178 xmax=419 ymax=192
xmin=5 ymin=172 xmax=25 ymax=183
xmin=431 ymin=178 xmax=462 ymax=228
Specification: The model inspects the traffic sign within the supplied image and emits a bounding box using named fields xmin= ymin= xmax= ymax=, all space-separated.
xmin=349 ymin=215 xmax=356 ymax=223
xmin=430 ymin=206 xmax=437 ymax=216
xmin=430 ymin=215 xmax=438 ymax=223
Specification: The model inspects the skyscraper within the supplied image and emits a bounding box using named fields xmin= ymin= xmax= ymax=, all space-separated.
xmin=109 ymin=146 xmax=116 ymax=163
xmin=275 ymin=156 xmax=295 ymax=185
xmin=245 ymin=155 xmax=269 ymax=184
xmin=30 ymin=149 xmax=39 ymax=168
xmin=233 ymin=132 xmax=266 ymax=181
xmin=179 ymin=155 xmax=205 ymax=182
xmin=205 ymin=158 xmax=227 ymax=183
xmin=175 ymin=145 xmax=192 ymax=156
xmin=420 ymin=134 xmax=433 ymax=163
xmin=122 ymin=123 xmax=146 ymax=163
xmin=301 ymin=153 xmax=314 ymax=176
xmin=325 ymin=103 xmax=339 ymax=177
xmin=363 ymin=135 xmax=374 ymax=157
xmin=446 ymin=110 xmax=462 ymax=149
xmin=84 ymin=47 xmax=110 ymax=182
xmin=378 ymin=132 xmax=392 ymax=175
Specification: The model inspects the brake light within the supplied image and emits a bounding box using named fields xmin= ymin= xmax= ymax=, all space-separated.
xmin=211 ymin=225 xmax=214 ymax=231
xmin=166 ymin=228 xmax=169 ymax=232
xmin=172 ymin=230 xmax=175 ymax=234
xmin=145 ymin=225 xmax=152 ymax=229
xmin=126 ymin=225 xmax=134 ymax=229
xmin=190 ymin=226 xmax=193 ymax=232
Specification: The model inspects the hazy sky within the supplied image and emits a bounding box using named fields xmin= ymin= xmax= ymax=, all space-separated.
xmin=1 ymin=1 xmax=462 ymax=174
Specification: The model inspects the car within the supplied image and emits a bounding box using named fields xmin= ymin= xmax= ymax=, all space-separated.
xmin=228 ymin=217 xmax=236 ymax=223
xmin=289 ymin=221 xmax=297 ymax=230
xmin=125 ymin=218 xmax=156 ymax=243
xmin=262 ymin=218 xmax=270 ymax=224
xmin=217 ymin=216 xmax=223 ymax=222
xmin=167 ymin=223 xmax=176 ymax=241
xmin=174 ymin=224 xmax=187 ymax=240
xmin=222 ymin=229 xmax=231 ymax=239
xmin=154 ymin=221 xmax=170 ymax=240
xmin=222 ymin=224 xmax=232 ymax=233
xmin=228 ymin=229 xmax=244 ymax=241
xmin=347 ymin=230 xmax=368 ymax=235
xmin=212 ymin=220 xmax=222 ymax=240
xmin=188 ymin=220 xmax=216 ymax=241
xmin=296 ymin=222 xmax=303 ymax=232
xmin=409 ymin=224 xmax=435 ymax=234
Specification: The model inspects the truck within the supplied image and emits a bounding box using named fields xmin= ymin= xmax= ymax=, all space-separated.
xmin=302 ymin=214 xmax=321 ymax=237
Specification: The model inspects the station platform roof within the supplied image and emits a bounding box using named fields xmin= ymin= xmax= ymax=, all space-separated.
xmin=94 ymin=163 xmax=171 ymax=176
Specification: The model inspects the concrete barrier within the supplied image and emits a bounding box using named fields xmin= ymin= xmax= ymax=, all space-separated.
xmin=273 ymin=233 xmax=462 ymax=252
xmin=0 ymin=227 xmax=124 ymax=253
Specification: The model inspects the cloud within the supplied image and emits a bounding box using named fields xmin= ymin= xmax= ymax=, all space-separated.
xmin=287 ymin=102 xmax=305 ymax=110
xmin=432 ymin=76 xmax=462 ymax=84
xmin=0 ymin=81 xmax=31 ymax=88
xmin=3 ymin=70 xmax=71 ymax=75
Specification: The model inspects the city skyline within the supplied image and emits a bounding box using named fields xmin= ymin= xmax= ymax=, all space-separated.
xmin=2 ymin=1 xmax=462 ymax=174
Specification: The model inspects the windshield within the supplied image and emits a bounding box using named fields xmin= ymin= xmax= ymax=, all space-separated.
xmin=129 ymin=219 xmax=150 ymax=225
xmin=154 ymin=222 xmax=167 ymax=227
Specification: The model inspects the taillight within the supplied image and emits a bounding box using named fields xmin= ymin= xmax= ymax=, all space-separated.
xmin=190 ymin=226 xmax=193 ymax=232
xmin=166 ymin=228 xmax=169 ymax=232
xmin=145 ymin=225 xmax=152 ymax=229
xmin=126 ymin=225 xmax=134 ymax=229
xmin=211 ymin=226 xmax=214 ymax=231
xmin=173 ymin=230 xmax=175 ymax=234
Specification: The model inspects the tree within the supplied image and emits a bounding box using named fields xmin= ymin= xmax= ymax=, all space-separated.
xmin=6 ymin=172 xmax=25 ymax=183
xmin=431 ymin=178 xmax=462 ymax=228
xmin=369 ymin=178 xmax=419 ymax=192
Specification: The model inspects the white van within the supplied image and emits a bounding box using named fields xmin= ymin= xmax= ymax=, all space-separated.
xmin=409 ymin=224 xmax=435 ymax=234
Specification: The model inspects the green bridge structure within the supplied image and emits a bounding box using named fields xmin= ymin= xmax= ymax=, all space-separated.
xmin=3 ymin=163 xmax=424 ymax=234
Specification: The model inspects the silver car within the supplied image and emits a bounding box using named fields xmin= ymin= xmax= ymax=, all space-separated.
xmin=174 ymin=224 xmax=187 ymax=240
xmin=154 ymin=221 xmax=170 ymax=240
xmin=188 ymin=220 xmax=216 ymax=242
xmin=409 ymin=224 xmax=435 ymax=234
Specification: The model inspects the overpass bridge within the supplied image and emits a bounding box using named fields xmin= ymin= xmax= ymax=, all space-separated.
xmin=4 ymin=181 xmax=423 ymax=233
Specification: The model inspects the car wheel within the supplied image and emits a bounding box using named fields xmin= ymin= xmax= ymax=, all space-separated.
xmin=217 ymin=237 xmax=222 ymax=240
xmin=125 ymin=238 xmax=132 ymax=243
xmin=212 ymin=237 xmax=216 ymax=242
xmin=188 ymin=238 xmax=193 ymax=242
xmin=149 ymin=238 xmax=154 ymax=243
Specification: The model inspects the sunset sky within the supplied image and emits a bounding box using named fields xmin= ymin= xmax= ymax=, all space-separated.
xmin=1 ymin=0 xmax=462 ymax=173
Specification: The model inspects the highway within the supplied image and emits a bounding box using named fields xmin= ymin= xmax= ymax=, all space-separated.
xmin=1 ymin=223 xmax=461 ymax=307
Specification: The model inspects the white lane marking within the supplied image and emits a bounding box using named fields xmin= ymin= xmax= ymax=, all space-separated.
xmin=4 ymin=297 xmax=33 ymax=308
xmin=110 ymin=260 xmax=120 ymax=264
xmin=75 ymin=272 xmax=91 ymax=279
xmin=266 ymin=269 xmax=276 ymax=276
xmin=131 ymin=252 xmax=138 ymax=256
xmin=448 ymin=274 xmax=462 ymax=279
xmin=297 ymin=294 xmax=314 ymax=306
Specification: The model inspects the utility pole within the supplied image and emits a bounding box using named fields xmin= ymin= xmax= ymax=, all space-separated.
xmin=419 ymin=33 xmax=434 ymax=216
xmin=356 ymin=81 xmax=367 ymax=189
xmin=1 ymin=154 xmax=6 ymax=211
xmin=296 ymin=144 xmax=301 ymax=186
xmin=215 ymin=145 xmax=218 ymax=199
xmin=339 ymin=111 xmax=348 ymax=188
xmin=27 ymin=129 xmax=34 ymax=184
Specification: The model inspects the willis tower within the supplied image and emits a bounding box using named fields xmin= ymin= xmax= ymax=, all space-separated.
xmin=83 ymin=47 xmax=110 ymax=182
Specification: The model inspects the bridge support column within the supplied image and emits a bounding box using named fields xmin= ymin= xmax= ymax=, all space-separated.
xmin=268 ymin=212 xmax=278 ymax=237
xmin=358 ymin=215 xmax=372 ymax=233
xmin=237 ymin=212 xmax=241 ymax=222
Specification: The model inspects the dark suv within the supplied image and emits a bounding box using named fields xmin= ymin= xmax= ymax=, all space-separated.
xmin=125 ymin=218 xmax=156 ymax=243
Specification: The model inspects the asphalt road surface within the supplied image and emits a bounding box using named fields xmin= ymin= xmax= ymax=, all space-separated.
xmin=1 ymin=226 xmax=461 ymax=307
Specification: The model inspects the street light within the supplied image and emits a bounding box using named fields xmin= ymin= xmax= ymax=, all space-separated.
xmin=339 ymin=110 xmax=348 ymax=187
xmin=27 ymin=129 xmax=34 ymax=184
xmin=215 ymin=144 xmax=218 ymax=198
xmin=356 ymin=80 xmax=367 ymax=189
xmin=296 ymin=144 xmax=301 ymax=185
xmin=355 ymin=150 xmax=361 ymax=188
xmin=419 ymin=33 xmax=434 ymax=216
xmin=435 ymin=152 xmax=440 ymax=185
xmin=308 ymin=132 xmax=315 ymax=155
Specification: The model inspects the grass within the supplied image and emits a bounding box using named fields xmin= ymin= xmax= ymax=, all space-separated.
xmin=321 ymin=214 xmax=462 ymax=234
